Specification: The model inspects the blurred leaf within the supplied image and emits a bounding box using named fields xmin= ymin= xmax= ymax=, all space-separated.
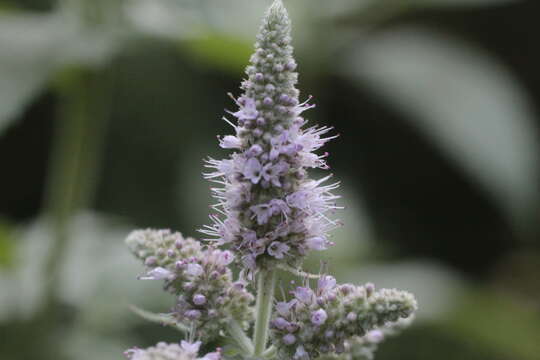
xmin=0 ymin=220 xmax=14 ymax=268
xmin=129 ymin=305 xmax=188 ymax=333
xmin=0 ymin=11 xmax=118 ymax=136
xmin=345 ymin=27 xmax=539 ymax=231
xmin=445 ymin=289 xmax=540 ymax=360
xmin=0 ymin=213 xmax=171 ymax=324
xmin=183 ymin=34 xmax=252 ymax=73
xmin=414 ymin=0 xmax=521 ymax=6
xmin=0 ymin=14 xmax=61 ymax=134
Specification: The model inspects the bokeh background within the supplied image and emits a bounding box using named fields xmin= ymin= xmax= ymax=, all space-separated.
xmin=1 ymin=0 xmax=539 ymax=359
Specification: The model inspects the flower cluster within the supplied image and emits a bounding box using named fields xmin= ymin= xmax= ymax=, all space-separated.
xmin=124 ymin=341 xmax=221 ymax=360
xmin=270 ymin=276 xmax=417 ymax=359
xmin=126 ymin=229 xmax=255 ymax=339
xmin=124 ymin=2 xmax=418 ymax=359
xmin=201 ymin=0 xmax=340 ymax=272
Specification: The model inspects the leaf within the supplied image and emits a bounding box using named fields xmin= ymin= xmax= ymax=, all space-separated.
xmin=129 ymin=305 xmax=189 ymax=333
xmin=0 ymin=10 xmax=119 ymax=136
xmin=445 ymin=290 xmax=540 ymax=360
xmin=183 ymin=34 xmax=252 ymax=73
xmin=345 ymin=27 xmax=540 ymax=231
xmin=0 ymin=14 xmax=62 ymax=134
xmin=414 ymin=0 xmax=521 ymax=7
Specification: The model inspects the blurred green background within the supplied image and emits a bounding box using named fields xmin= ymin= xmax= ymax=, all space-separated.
xmin=1 ymin=0 xmax=539 ymax=359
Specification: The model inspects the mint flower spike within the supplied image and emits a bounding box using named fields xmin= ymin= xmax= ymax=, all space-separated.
xmin=124 ymin=341 xmax=222 ymax=360
xmin=126 ymin=229 xmax=255 ymax=340
xmin=270 ymin=280 xmax=417 ymax=359
xmin=201 ymin=0 xmax=341 ymax=273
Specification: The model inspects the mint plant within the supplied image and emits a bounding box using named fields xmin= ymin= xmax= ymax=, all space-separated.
xmin=124 ymin=1 xmax=417 ymax=359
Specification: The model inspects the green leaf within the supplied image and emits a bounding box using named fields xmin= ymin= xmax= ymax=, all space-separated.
xmin=183 ymin=34 xmax=252 ymax=73
xmin=129 ymin=305 xmax=189 ymax=333
xmin=445 ymin=290 xmax=540 ymax=360
xmin=345 ymin=27 xmax=539 ymax=232
xmin=0 ymin=220 xmax=14 ymax=268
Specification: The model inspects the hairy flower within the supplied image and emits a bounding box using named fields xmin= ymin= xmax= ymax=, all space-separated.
xmin=200 ymin=0 xmax=340 ymax=272
xmin=124 ymin=341 xmax=221 ymax=360
xmin=271 ymin=281 xmax=417 ymax=359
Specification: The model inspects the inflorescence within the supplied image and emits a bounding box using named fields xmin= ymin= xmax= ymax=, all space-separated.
xmin=124 ymin=1 xmax=417 ymax=359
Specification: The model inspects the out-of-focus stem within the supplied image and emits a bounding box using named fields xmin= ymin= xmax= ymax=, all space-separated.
xmin=253 ymin=269 xmax=277 ymax=357
xmin=41 ymin=67 xmax=112 ymax=311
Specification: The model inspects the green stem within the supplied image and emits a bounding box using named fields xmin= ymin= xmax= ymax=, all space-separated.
xmin=227 ymin=319 xmax=254 ymax=355
xmin=40 ymin=66 xmax=113 ymax=312
xmin=253 ymin=269 xmax=277 ymax=356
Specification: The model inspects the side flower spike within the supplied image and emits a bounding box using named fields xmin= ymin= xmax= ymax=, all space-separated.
xmin=270 ymin=280 xmax=417 ymax=359
xmin=126 ymin=229 xmax=254 ymax=340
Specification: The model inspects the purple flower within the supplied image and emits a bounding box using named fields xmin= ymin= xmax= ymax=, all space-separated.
xmin=246 ymin=144 xmax=263 ymax=157
xmin=193 ymin=294 xmax=207 ymax=305
xmin=250 ymin=203 xmax=273 ymax=225
xmin=186 ymin=263 xmax=203 ymax=277
xmin=233 ymin=97 xmax=259 ymax=121
xmin=294 ymin=345 xmax=309 ymax=360
xmin=317 ymin=275 xmax=337 ymax=295
xmin=267 ymin=241 xmax=290 ymax=259
xmin=276 ymin=300 xmax=296 ymax=316
xmin=305 ymin=236 xmax=328 ymax=251
xmin=184 ymin=309 xmax=202 ymax=320
xmin=269 ymin=199 xmax=290 ymax=216
xmin=283 ymin=333 xmax=297 ymax=345
xmin=311 ymin=309 xmax=328 ymax=326
xmin=219 ymin=135 xmax=242 ymax=149
xmin=243 ymin=157 xmax=263 ymax=184
xmin=139 ymin=267 xmax=172 ymax=280
xmin=180 ymin=340 xmax=201 ymax=354
xmin=366 ymin=329 xmax=385 ymax=343
xmin=215 ymin=250 xmax=234 ymax=266
xmin=293 ymin=286 xmax=314 ymax=304
xmin=201 ymin=351 xmax=222 ymax=360
xmin=273 ymin=317 xmax=290 ymax=329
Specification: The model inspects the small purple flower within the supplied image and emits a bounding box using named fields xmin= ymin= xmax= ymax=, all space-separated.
xmin=243 ymin=157 xmax=263 ymax=184
xmin=293 ymin=286 xmax=314 ymax=304
xmin=269 ymin=199 xmax=290 ymax=217
xmin=276 ymin=300 xmax=296 ymax=316
xmin=193 ymin=294 xmax=207 ymax=305
xmin=262 ymin=161 xmax=289 ymax=187
xmin=186 ymin=263 xmax=203 ymax=277
xmin=366 ymin=329 xmax=385 ymax=344
xmin=201 ymin=351 xmax=222 ymax=360
xmin=311 ymin=309 xmax=328 ymax=326
xmin=317 ymin=275 xmax=337 ymax=295
xmin=294 ymin=345 xmax=309 ymax=360
xmin=216 ymin=250 xmax=234 ymax=266
xmin=283 ymin=333 xmax=297 ymax=345
xmin=246 ymin=144 xmax=263 ymax=157
xmin=268 ymin=241 xmax=290 ymax=259
xmin=273 ymin=317 xmax=290 ymax=329
xmin=233 ymin=97 xmax=258 ymax=121
xmin=219 ymin=135 xmax=242 ymax=149
xmin=250 ymin=203 xmax=273 ymax=225
xmin=180 ymin=340 xmax=201 ymax=354
xmin=305 ymin=236 xmax=328 ymax=251
xmin=286 ymin=190 xmax=310 ymax=209
xmin=184 ymin=309 xmax=202 ymax=320
xmin=139 ymin=267 xmax=172 ymax=280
